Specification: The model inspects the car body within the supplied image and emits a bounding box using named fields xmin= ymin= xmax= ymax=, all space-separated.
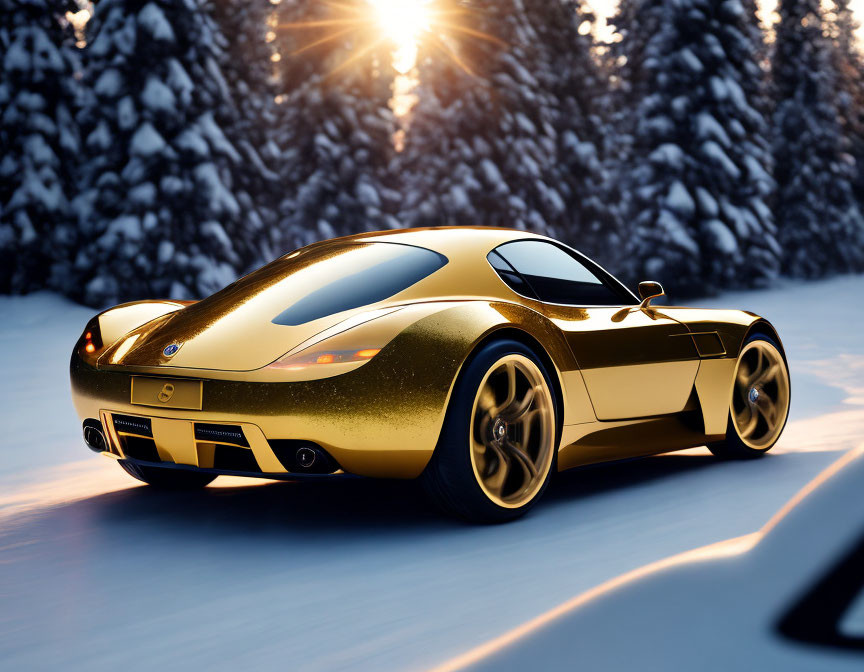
xmin=70 ymin=227 xmax=791 ymax=520
xmin=445 ymin=446 xmax=864 ymax=670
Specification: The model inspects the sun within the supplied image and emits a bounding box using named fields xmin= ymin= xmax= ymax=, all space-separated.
xmin=368 ymin=0 xmax=433 ymax=73
xmin=368 ymin=0 xmax=431 ymax=46
xmin=277 ymin=1 xmax=503 ymax=79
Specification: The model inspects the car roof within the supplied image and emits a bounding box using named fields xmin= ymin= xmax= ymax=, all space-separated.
xmin=320 ymin=226 xmax=549 ymax=258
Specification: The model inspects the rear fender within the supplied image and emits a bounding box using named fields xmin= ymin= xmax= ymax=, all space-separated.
xmin=96 ymin=300 xmax=193 ymax=349
xmin=364 ymin=301 xmax=579 ymax=475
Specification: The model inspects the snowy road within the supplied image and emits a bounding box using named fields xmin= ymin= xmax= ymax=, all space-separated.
xmin=1 ymin=276 xmax=863 ymax=671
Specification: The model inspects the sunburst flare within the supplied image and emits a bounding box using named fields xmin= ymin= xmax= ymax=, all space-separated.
xmin=276 ymin=0 xmax=502 ymax=78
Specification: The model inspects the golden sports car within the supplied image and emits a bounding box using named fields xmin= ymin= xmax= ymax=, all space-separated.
xmin=71 ymin=227 xmax=791 ymax=522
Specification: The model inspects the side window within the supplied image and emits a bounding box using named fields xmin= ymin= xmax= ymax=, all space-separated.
xmin=487 ymin=250 xmax=538 ymax=299
xmin=493 ymin=240 xmax=633 ymax=306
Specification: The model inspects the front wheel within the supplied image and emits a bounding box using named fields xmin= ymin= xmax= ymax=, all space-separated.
xmin=420 ymin=340 xmax=558 ymax=523
xmin=119 ymin=461 xmax=217 ymax=489
xmin=708 ymin=334 xmax=790 ymax=459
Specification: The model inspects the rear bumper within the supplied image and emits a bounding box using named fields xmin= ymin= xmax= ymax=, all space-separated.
xmin=93 ymin=410 xmax=346 ymax=478
xmin=116 ymin=457 xmax=359 ymax=482
xmin=69 ymin=341 xmax=460 ymax=479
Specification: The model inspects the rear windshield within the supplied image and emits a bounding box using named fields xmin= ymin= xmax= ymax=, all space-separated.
xmin=270 ymin=242 xmax=448 ymax=326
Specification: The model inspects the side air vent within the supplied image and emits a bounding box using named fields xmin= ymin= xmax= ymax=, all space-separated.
xmin=112 ymin=414 xmax=153 ymax=437
xmin=194 ymin=423 xmax=248 ymax=447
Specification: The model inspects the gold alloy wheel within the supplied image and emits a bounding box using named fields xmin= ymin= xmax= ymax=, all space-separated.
xmin=731 ymin=340 xmax=790 ymax=449
xmin=469 ymin=354 xmax=555 ymax=508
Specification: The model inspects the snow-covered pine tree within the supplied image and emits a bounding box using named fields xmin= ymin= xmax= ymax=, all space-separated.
xmin=773 ymin=0 xmax=864 ymax=276
xmin=210 ymin=0 xmax=282 ymax=264
xmin=535 ymin=0 xmax=624 ymax=269
xmin=271 ymin=0 xmax=399 ymax=249
xmin=0 ymin=0 xmax=82 ymax=294
xmin=75 ymin=0 xmax=259 ymax=306
xmin=608 ymin=0 xmax=779 ymax=296
xmin=396 ymin=0 xmax=615 ymax=263
xmin=826 ymin=0 xmax=864 ymax=210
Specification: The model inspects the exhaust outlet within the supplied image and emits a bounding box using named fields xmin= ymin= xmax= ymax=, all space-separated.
xmin=83 ymin=423 xmax=108 ymax=453
xmin=296 ymin=446 xmax=318 ymax=469
xmin=268 ymin=440 xmax=341 ymax=474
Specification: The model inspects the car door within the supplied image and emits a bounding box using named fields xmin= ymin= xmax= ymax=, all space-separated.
xmin=492 ymin=240 xmax=699 ymax=421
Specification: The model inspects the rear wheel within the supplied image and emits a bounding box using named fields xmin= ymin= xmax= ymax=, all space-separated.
xmin=708 ymin=334 xmax=790 ymax=459
xmin=421 ymin=340 xmax=557 ymax=523
xmin=119 ymin=461 xmax=217 ymax=489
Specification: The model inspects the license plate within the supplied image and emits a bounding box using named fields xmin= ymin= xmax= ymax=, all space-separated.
xmin=131 ymin=377 xmax=202 ymax=410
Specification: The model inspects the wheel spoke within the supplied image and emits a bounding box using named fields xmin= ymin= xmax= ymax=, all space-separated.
xmin=503 ymin=439 xmax=538 ymax=481
xmin=735 ymin=405 xmax=758 ymax=438
xmin=483 ymin=448 xmax=510 ymax=496
xmin=501 ymin=361 xmax=517 ymax=411
xmin=500 ymin=385 xmax=537 ymax=422
xmin=753 ymin=362 xmax=781 ymax=388
xmin=477 ymin=411 xmax=492 ymax=441
xmin=472 ymin=437 xmax=490 ymax=476
xmin=754 ymin=395 xmax=777 ymax=428
xmin=735 ymin=379 xmax=750 ymax=403
xmin=736 ymin=361 xmax=752 ymax=387
xmin=518 ymin=408 xmax=540 ymax=448
xmin=476 ymin=386 xmax=497 ymax=416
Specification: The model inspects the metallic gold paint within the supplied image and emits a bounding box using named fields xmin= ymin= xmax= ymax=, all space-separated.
xmin=70 ymin=227 xmax=783 ymax=481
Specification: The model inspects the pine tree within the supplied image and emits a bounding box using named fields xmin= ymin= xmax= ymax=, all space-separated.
xmin=271 ymin=0 xmax=399 ymax=250
xmin=0 ymin=0 xmax=82 ymax=294
xmin=210 ymin=0 xmax=282 ymax=263
xmin=538 ymin=1 xmax=623 ymax=269
xmin=826 ymin=0 xmax=864 ymax=209
xmin=609 ymin=0 xmax=779 ymax=297
xmin=773 ymin=0 xmax=864 ymax=277
xmin=75 ymin=0 xmax=259 ymax=306
xmin=396 ymin=0 xmax=615 ymax=263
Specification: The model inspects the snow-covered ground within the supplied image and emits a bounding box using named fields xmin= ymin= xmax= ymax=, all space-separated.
xmin=1 ymin=276 xmax=863 ymax=671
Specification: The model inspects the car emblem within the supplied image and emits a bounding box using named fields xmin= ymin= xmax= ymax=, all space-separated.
xmin=163 ymin=343 xmax=181 ymax=357
xmin=157 ymin=383 xmax=175 ymax=403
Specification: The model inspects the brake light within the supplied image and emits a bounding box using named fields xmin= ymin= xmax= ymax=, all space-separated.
xmin=265 ymin=305 xmax=408 ymax=373
xmin=271 ymin=348 xmax=383 ymax=370
xmin=80 ymin=319 xmax=103 ymax=356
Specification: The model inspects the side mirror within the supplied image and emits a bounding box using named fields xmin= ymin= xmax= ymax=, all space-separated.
xmin=638 ymin=281 xmax=665 ymax=309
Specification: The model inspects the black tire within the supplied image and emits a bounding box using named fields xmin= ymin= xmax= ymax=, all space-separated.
xmin=119 ymin=461 xmax=217 ymax=489
xmin=420 ymin=339 xmax=558 ymax=523
xmin=708 ymin=333 xmax=791 ymax=460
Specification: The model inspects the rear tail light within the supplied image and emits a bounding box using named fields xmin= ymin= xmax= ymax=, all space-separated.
xmin=270 ymin=347 xmax=382 ymax=370
xmin=78 ymin=317 xmax=104 ymax=357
